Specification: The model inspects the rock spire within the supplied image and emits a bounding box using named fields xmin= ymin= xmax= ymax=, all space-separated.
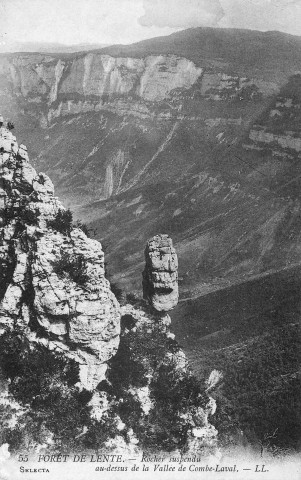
xmin=142 ymin=234 xmax=178 ymax=312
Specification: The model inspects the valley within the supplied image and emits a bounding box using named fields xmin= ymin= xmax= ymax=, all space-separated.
xmin=0 ymin=25 xmax=300 ymax=454
xmin=2 ymin=28 xmax=301 ymax=302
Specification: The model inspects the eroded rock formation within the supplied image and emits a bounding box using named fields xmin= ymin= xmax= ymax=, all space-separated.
xmin=0 ymin=124 xmax=120 ymax=390
xmin=143 ymin=234 xmax=179 ymax=312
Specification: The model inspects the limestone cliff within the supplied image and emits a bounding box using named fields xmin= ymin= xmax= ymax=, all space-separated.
xmin=243 ymin=76 xmax=301 ymax=160
xmin=0 ymin=50 xmax=279 ymax=127
xmin=247 ymin=127 xmax=301 ymax=156
xmin=0 ymin=124 xmax=120 ymax=390
xmin=0 ymin=53 xmax=202 ymax=125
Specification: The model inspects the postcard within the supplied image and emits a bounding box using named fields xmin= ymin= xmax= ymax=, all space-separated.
xmin=0 ymin=1 xmax=300 ymax=479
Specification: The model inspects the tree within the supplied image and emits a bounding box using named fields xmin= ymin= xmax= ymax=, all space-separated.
xmin=47 ymin=209 xmax=73 ymax=235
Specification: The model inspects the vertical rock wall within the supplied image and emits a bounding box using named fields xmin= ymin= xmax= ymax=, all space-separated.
xmin=0 ymin=123 xmax=120 ymax=390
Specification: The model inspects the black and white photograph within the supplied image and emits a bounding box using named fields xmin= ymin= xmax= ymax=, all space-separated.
xmin=0 ymin=1 xmax=300 ymax=479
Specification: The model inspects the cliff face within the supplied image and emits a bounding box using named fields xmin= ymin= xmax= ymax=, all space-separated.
xmin=244 ymin=75 xmax=301 ymax=160
xmin=0 ymin=126 xmax=120 ymax=390
xmin=0 ymin=49 xmax=281 ymax=128
xmin=0 ymin=53 xmax=202 ymax=125
xmin=248 ymin=128 xmax=301 ymax=153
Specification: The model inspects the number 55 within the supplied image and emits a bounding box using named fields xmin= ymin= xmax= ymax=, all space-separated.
xmin=18 ymin=454 xmax=28 ymax=462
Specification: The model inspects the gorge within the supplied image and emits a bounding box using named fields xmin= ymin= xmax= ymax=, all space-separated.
xmin=0 ymin=26 xmax=300 ymax=458
xmin=1 ymin=28 xmax=301 ymax=300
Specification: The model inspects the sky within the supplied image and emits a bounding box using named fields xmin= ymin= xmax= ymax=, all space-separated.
xmin=0 ymin=0 xmax=301 ymax=50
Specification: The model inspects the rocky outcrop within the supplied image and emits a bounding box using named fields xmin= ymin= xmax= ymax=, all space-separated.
xmin=247 ymin=127 xmax=301 ymax=155
xmin=243 ymin=82 xmax=301 ymax=158
xmin=0 ymin=124 xmax=120 ymax=390
xmin=200 ymin=73 xmax=278 ymax=101
xmin=143 ymin=234 xmax=178 ymax=312
xmin=108 ymin=302 xmax=218 ymax=453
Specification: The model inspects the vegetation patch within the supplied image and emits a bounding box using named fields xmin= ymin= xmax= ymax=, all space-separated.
xmin=0 ymin=330 xmax=92 ymax=452
xmin=47 ymin=209 xmax=95 ymax=238
xmin=196 ymin=323 xmax=301 ymax=454
xmin=54 ymin=251 xmax=89 ymax=285
xmin=47 ymin=208 xmax=73 ymax=235
xmin=107 ymin=322 xmax=209 ymax=451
